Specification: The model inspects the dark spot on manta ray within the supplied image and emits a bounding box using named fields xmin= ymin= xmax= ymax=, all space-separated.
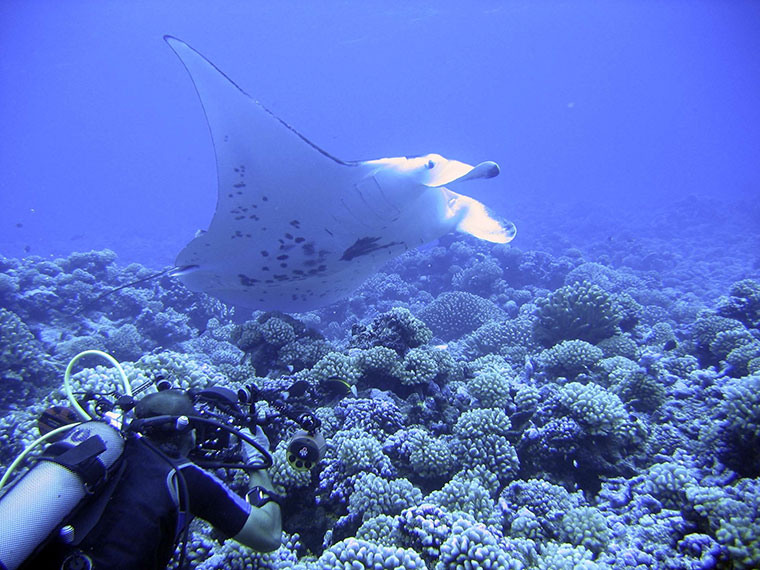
xmin=262 ymin=196 xmax=269 ymax=201
xmin=233 ymin=182 xmax=246 ymax=188
xmin=238 ymin=274 xmax=259 ymax=286
xmin=290 ymin=220 xmax=300 ymax=228
xmin=302 ymin=243 xmax=315 ymax=256
xmin=235 ymin=216 xmax=245 ymax=220
xmin=340 ymin=236 xmax=403 ymax=261
xmin=295 ymin=237 xmax=305 ymax=243
xmin=277 ymin=254 xmax=288 ymax=260
xmin=249 ymin=215 xmax=259 ymax=220
xmin=285 ymin=233 xmax=294 ymax=240
xmin=260 ymin=251 xmax=269 ymax=257
xmin=262 ymin=266 xmax=270 ymax=271
xmin=325 ymin=228 xmax=334 ymax=237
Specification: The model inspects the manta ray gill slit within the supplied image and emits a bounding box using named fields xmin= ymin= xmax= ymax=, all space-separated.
xmin=340 ymin=237 xmax=404 ymax=261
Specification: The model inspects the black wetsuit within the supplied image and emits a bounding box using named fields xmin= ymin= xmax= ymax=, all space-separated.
xmin=31 ymin=437 xmax=252 ymax=569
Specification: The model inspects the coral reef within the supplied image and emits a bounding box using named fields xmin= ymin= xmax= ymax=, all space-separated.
xmin=1 ymin=224 xmax=759 ymax=570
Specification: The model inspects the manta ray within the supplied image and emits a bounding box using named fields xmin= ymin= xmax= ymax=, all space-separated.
xmin=166 ymin=36 xmax=516 ymax=311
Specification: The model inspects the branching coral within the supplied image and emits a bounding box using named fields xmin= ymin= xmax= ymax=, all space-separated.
xmin=533 ymin=280 xmax=621 ymax=346
xmin=686 ymin=479 xmax=760 ymax=569
xmin=557 ymin=506 xmax=611 ymax=555
xmin=717 ymin=278 xmax=760 ymax=329
xmin=692 ymin=310 xmax=745 ymax=367
xmin=459 ymin=316 xmax=537 ymax=366
xmin=0 ymin=308 xmax=58 ymax=404
xmin=466 ymin=369 xmax=512 ymax=408
xmin=315 ymin=538 xmax=428 ymax=570
xmin=711 ymin=374 xmax=760 ymax=476
xmin=556 ymin=382 xmax=630 ymax=439
xmin=334 ymin=397 xmax=404 ymax=439
xmin=500 ymin=478 xmax=582 ymax=539
xmin=452 ymin=408 xmax=520 ymax=485
xmin=427 ymin=472 xmax=503 ymax=527
xmin=419 ymin=291 xmax=506 ymax=341
xmin=535 ymin=340 xmax=604 ymax=378
xmin=350 ymin=307 xmax=433 ymax=355
xmin=450 ymin=257 xmax=504 ymax=295
xmin=385 ymin=428 xmax=458 ymax=484
xmin=348 ymin=472 xmax=423 ymax=522
xmin=310 ymin=351 xmax=361 ymax=386
xmin=231 ymin=312 xmax=331 ymax=375
xmin=396 ymin=504 xmax=456 ymax=565
xmin=436 ymin=519 xmax=524 ymax=570
xmin=356 ymin=514 xmax=400 ymax=547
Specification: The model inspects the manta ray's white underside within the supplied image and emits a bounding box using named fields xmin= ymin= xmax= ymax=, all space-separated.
xmin=166 ymin=37 xmax=515 ymax=311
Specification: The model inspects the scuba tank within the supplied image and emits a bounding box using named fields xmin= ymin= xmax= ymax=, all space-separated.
xmin=0 ymin=421 xmax=124 ymax=570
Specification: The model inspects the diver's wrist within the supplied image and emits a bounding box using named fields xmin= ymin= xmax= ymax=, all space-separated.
xmin=246 ymin=485 xmax=284 ymax=507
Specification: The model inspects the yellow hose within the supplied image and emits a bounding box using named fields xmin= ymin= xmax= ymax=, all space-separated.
xmin=1 ymin=350 xmax=131 ymax=492
xmin=64 ymin=350 xmax=132 ymax=420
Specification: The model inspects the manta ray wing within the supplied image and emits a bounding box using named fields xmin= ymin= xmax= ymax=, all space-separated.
xmin=165 ymin=37 xmax=514 ymax=311
xmin=166 ymin=37 xmax=376 ymax=309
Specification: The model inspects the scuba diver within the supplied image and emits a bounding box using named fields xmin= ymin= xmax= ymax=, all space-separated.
xmin=0 ymin=350 xmax=328 ymax=570
xmin=4 ymin=389 xmax=283 ymax=570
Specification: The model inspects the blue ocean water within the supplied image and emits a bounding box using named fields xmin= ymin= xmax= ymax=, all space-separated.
xmin=1 ymin=2 xmax=760 ymax=569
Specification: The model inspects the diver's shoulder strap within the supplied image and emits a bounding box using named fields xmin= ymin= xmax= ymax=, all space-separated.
xmin=67 ymin=459 xmax=128 ymax=546
xmin=167 ymin=460 xmax=192 ymax=542
xmin=42 ymin=435 xmax=108 ymax=492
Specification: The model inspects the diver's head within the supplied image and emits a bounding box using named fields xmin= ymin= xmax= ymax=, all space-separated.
xmin=134 ymin=390 xmax=197 ymax=457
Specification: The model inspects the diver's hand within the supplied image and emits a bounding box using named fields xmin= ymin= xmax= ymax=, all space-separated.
xmin=251 ymin=425 xmax=271 ymax=451
xmin=240 ymin=426 xmax=270 ymax=464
